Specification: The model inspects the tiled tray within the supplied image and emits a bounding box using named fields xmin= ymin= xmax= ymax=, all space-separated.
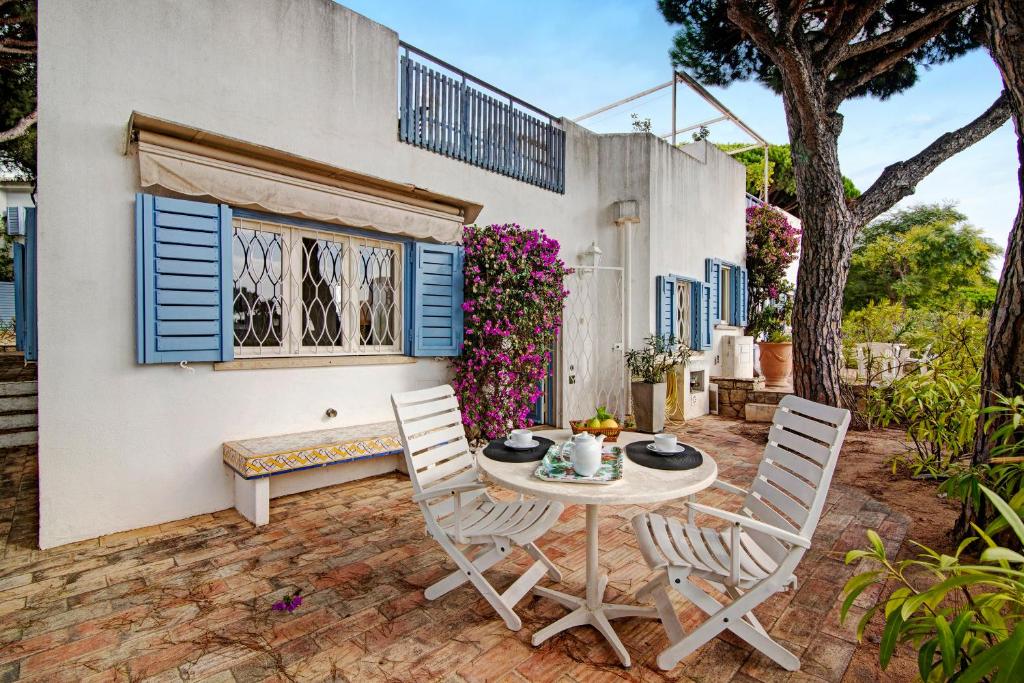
xmin=533 ymin=442 xmax=624 ymax=484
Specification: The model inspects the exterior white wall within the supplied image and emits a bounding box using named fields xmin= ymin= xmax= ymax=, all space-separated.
xmin=0 ymin=181 xmax=33 ymax=212
xmin=37 ymin=0 xmax=745 ymax=546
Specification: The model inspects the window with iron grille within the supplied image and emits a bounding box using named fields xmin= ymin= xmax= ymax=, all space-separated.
xmin=231 ymin=218 xmax=403 ymax=357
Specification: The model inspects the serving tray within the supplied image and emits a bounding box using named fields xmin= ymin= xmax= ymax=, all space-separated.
xmin=533 ymin=442 xmax=624 ymax=484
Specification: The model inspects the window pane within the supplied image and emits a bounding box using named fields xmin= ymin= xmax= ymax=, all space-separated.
xmin=358 ymin=244 xmax=399 ymax=347
xmin=721 ymin=266 xmax=732 ymax=323
xmin=301 ymin=237 xmax=346 ymax=348
xmin=676 ymin=281 xmax=692 ymax=348
xmin=233 ymin=226 xmax=284 ymax=348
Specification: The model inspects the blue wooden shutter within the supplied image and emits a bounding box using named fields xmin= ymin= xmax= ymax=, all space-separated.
xmin=700 ymin=282 xmax=713 ymax=350
xmin=13 ymin=208 xmax=37 ymax=361
xmin=689 ymin=282 xmax=702 ymax=351
xmin=705 ymin=258 xmax=722 ymax=324
xmin=136 ymin=194 xmax=233 ymax=364
xmin=734 ymin=266 xmax=749 ymax=326
xmin=410 ymin=242 xmax=464 ymax=357
xmin=655 ymin=275 xmax=677 ymax=348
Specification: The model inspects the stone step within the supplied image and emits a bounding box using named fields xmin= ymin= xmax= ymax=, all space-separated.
xmin=0 ymin=412 xmax=36 ymax=429
xmin=0 ymin=429 xmax=37 ymax=447
xmin=0 ymin=394 xmax=36 ymax=412
xmin=0 ymin=381 xmax=36 ymax=397
xmin=744 ymin=403 xmax=777 ymax=423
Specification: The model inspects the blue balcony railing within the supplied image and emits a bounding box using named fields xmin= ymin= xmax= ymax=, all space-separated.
xmin=398 ymin=42 xmax=566 ymax=194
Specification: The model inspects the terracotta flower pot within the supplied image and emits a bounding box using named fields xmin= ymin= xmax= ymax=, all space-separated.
xmin=758 ymin=342 xmax=793 ymax=388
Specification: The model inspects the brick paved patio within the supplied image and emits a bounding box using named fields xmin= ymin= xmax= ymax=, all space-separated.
xmin=0 ymin=417 xmax=909 ymax=682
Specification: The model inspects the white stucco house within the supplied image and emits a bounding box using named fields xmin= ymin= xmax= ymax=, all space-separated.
xmin=33 ymin=0 xmax=749 ymax=547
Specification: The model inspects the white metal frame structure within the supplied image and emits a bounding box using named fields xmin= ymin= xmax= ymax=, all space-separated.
xmin=573 ymin=71 xmax=771 ymax=201
xmin=560 ymin=265 xmax=626 ymax=426
xmin=391 ymin=385 xmax=564 ymax=630
xmin=631 ymin=395 xmax=851 ymax=671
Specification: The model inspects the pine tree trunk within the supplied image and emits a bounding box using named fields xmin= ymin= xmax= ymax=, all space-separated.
xmin=974 ymin=0 xmax=1024 ymax=463
xmin=784 ymin=95 xmax=855 ymax=407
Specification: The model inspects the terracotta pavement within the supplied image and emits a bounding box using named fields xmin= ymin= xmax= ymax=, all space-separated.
xmin=0 ymin=417 xmax=907 ymax=682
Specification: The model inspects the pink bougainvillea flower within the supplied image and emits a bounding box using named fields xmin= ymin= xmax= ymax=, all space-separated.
xmin=451 ymin=223 xmax=570 ymax=440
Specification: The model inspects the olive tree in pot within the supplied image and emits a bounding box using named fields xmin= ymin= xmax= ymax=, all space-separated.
xmin=625 ymin=335 xmax=692 ymax=433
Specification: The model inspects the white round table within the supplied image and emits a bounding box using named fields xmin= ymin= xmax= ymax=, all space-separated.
xmin=477 ymin=429 xmax=718 ymax=667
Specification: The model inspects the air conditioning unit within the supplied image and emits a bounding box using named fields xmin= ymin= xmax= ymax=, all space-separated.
xmin=721 ymin=335 xmax=754 ymax=379
xmin=5 ymin=206 xmax=25 ymax=236
xmin=708 ymin=382 xmax=719 ymax=415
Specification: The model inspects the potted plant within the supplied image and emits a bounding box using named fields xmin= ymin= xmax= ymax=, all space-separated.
xmin=759 ymin=329 xmax=793 ymax=387
xmin=625 ymin=335 xmax=692 ymax=433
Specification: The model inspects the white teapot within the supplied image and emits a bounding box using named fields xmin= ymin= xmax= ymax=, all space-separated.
xmin=571 ymin=431 xmax=605 ymax=477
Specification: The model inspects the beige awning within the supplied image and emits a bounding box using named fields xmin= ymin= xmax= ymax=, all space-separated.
xmin=127 ymin=112 xmax=482 ymax=243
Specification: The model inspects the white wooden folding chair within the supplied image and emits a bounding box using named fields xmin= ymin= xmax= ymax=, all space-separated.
xmin=391 ymin=384 xmax=564 ymax=631
xmin=631 ymin=395 xmax=851 ymax=671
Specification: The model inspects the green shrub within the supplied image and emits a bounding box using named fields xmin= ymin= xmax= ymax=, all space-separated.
xmin=865 ymin=313 xmax=987 ymax=476
xmin=842 ymin=486 xmax=1024 ymax=681
xmin=940 ymin=392 xmax=1024 ymax=541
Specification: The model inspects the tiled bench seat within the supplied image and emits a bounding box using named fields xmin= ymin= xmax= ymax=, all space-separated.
xmin=223 ymin=421 xmax=402 ymax=525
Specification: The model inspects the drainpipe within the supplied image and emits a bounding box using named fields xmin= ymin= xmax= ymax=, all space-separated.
xmin=614 ymin=200 xmax=640 ymax=415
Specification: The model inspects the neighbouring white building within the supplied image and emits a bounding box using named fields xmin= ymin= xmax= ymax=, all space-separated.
xmin=34 ymin=0 xmax=749 ymax=547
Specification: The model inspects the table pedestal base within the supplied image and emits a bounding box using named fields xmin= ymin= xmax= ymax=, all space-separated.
xmin=532 ymin=584 xmax=659 ymax=666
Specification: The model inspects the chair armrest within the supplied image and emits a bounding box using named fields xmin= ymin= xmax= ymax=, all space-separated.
xmin=411 ymin=482 xmax=487 ymax=503
xmin=711 ymin=480 xmax=749 ymax=497
xmin=686 ymin=501 xmax=810 ymax=549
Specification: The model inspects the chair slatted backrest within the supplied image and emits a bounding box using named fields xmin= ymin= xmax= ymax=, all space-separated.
xmin=391 ymin=384 xmax=482 ymax=520
xmin=741 ymin=395 xmax=851 ymax=563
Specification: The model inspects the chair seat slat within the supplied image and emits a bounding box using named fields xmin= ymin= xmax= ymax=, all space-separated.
xmin=413 ymin=439 xmax=468 ymax=471
xmin=395 ymin=395 xmax=460 ymax=421
xmin=764 ymin=444 xmax=823 ymax=485
xmin=418 ymin=452 xmax=474 ymax=488
xmin=754 ymin=480 xmax=809 ymax=528
xmin=773 ymin=409 xmax=837 ymax=445
xmin=759 ymin=461 xmax=816 ymax=507
xmin=768 ymin=425 xmax=830 ymax=465
xmin=406 ymin=425 xmax=465 ymax=455
xmin=402 ymin=409 xmax=462 ymax=436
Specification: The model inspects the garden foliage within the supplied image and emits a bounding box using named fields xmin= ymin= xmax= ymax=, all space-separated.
xmin=450 ymin=224 xmax=569 ymax=441
xmin=866 ymin=313 xmax=987 ymax=474
xmin=842 ymin=486 xmax=1024 ymax=681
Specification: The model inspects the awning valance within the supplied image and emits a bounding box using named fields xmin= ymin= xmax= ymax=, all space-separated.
xmin=127 ymin=113 xmax=482 ymax=243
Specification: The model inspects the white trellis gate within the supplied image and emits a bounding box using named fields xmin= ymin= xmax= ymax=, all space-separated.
xmin=560 ymin=266 xmax=626 ymax=426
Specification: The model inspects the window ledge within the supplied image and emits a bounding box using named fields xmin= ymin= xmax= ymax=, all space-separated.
xmin=714 ymin=324 xmax=743 ymax=331
xmin=214 ymin=355 xmax=417 ymax=371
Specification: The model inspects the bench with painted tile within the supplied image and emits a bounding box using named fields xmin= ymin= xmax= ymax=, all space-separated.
xmin=223 ymin=421 xmax=402 ymax=525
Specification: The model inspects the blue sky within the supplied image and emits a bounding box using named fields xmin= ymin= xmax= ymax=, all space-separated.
xmin=343 ymin=0 xmax=1018 ymax=272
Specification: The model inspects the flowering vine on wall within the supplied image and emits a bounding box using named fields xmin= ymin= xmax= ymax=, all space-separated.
xmin=745 ymin=205 xmax=800 ymax=340
xmin=450 ymin=224 xmax=570 ymax=441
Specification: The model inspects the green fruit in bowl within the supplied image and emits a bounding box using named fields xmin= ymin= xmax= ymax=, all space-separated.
xmin=587 ymin=417 xmax=602 ymax=429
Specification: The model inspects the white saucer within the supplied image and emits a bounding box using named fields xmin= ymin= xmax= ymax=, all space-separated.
xmin=647 ymin=443 xmax=686 ymax=455
xmin=505 ymin=439 xmax=540 ymax=450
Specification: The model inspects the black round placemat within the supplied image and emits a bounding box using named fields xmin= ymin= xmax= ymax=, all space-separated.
xmin=482 ymin=436 xmax=554 ymax=463
xmin=625 ymin=441 xmax=703 ymax=470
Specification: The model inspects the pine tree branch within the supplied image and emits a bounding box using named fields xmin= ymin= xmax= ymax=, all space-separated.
xmin=835 ymin=0 xmax=976 ymax=66
xmin=826 ymin=27 xmax=941 ymax=108
xmin=851 ymin=92 xmax=1011 ymax=225
xmin=820 ymin=0 xmax=887 ymax=62
xmin=727 ymin=2 xmax=820 ymax=125
xmin=725 ymin=1 xmax=782 ymax=62
xmin=0 ymin=108 xmax=35 ymax=144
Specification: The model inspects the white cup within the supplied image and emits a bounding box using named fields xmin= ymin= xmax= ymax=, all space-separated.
xmin=509 ymin=429 xmax=532 ymax=446
xmin=653 ymin=433 xmax=678 ymax=453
